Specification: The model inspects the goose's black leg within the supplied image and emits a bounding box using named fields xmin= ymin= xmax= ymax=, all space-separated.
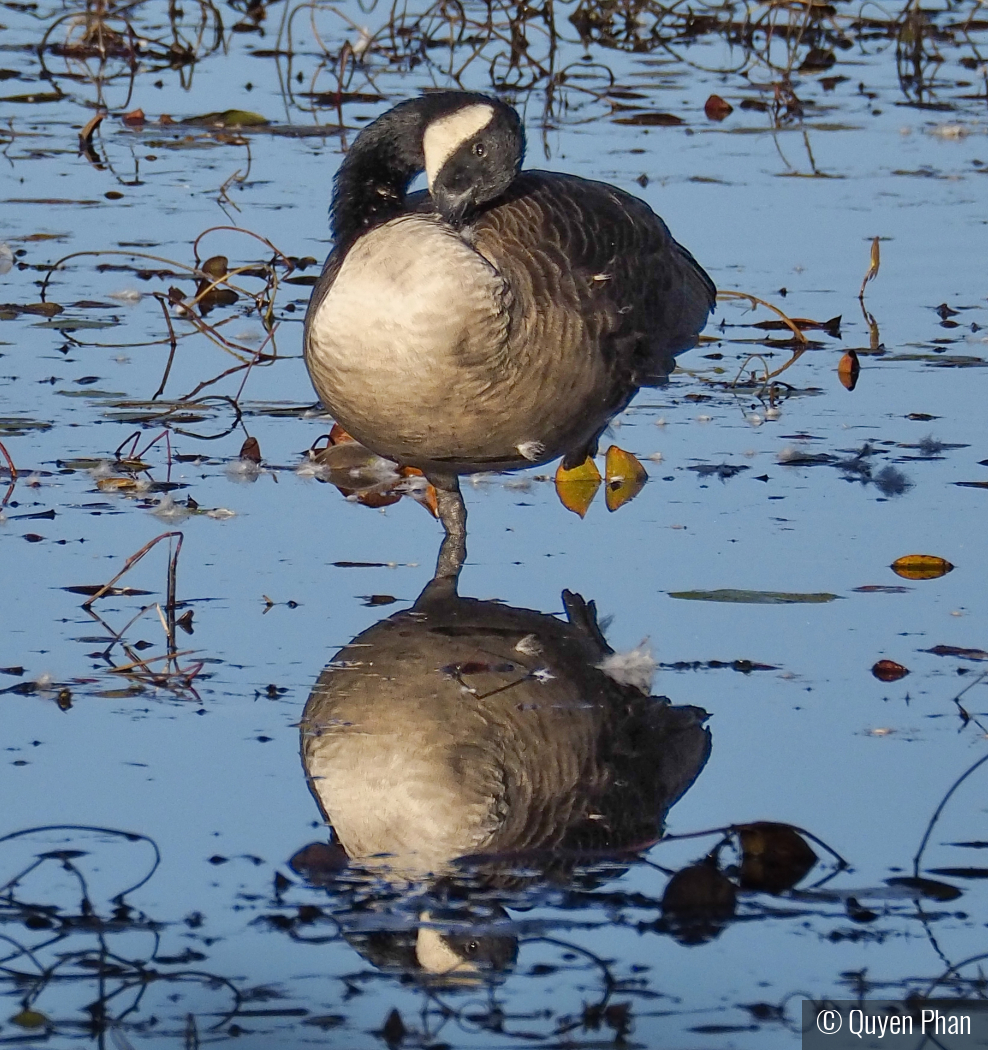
xmin=430 ymin=473 xmax=467 ymax=581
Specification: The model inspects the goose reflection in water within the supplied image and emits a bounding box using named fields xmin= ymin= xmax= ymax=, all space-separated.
xmin=291 ymin=542 xmax=710 ymax=984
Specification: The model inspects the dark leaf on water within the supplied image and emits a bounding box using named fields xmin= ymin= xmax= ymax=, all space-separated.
xmin=907 ymin=413 xmax=940 ymax=421
xmin=669 ymin=589 xmax=841 ymax=604
xmin=0 ymin=666 xmax=24 ymax=676
xmin=333 ymin=561 xmax=390 ymax=568
xmin=359 ymin=595 xmax=397 ymax=606
xmin=736 ymin=822 xmax=817 ymax=894
xmin=751 ymin=315 xmax=841 ymax=336
xmin=2 ymin=92 xmax=63 ymax=104
xmin=63 ymin=585 xmax=153 ymax=596
xmin=382 ymin=1008 xmax=406 ymax=1048
xmin=886 ymin=876 xmax=961 ymax=901
xmin=23 ymin=533 xmax=44 ymax=542
xmin=853 ymin=585 xmax=911 ymax=593
xmin=923 ymin=645 xmax=988 ymax=661
xmin=9 ymin=509 xmax=55 ymax=519
xmin=688 ymin=462 xmax=748 ymax=480
xmin=927 ymin=868 xmax=988 ymax=879
xmin=613 ymin=111 xmax=684 ymax=126
xmin=661 ymin=861 xmax=736 ymax=945
xmin=954 ymin=481 xmax=988 ymax=489
xmin=798 ymin=48 xmax=836 ymax=72
xmin=240 ymin=436 xmax=262 ymax=463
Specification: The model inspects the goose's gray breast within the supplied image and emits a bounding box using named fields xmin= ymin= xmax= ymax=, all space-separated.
xmin=304 ymin=215 xmax=514 ymax=461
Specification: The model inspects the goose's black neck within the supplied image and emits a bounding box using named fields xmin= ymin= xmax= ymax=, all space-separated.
xmin=329 ymin=92 xmax=501 ymax=251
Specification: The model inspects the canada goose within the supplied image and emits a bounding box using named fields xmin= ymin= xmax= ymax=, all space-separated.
xmin=304 ymin=91 xmax=716 ymax=545
xmin=299 ymin=570 xmax=711 ymax=879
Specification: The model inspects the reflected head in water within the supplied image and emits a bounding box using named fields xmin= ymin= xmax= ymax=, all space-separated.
xmin=304 ymin=91 xmax=715 ymax=547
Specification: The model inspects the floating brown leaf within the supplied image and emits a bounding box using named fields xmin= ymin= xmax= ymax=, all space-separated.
xmin=923 ymin=645 xmax=988 ymax=661
xmin=555 ymin=456 xmax=601 ymax=518
xmin=751 ymin=315 xmax=841 ymax=336
xmin=736 ymin=822 xmax=817 ymax=894
xmin=872 ymin=659 xmax=909 ymax=682
xmin=604 ymin=446 xmax=647 ymax=512
xmin=240 ymin=436 xmax=262 ymax=464
xmin=704 ymin=94 xmax=733 ymax=121
xmin=613 ymin=111 xmax=684 ymax=126
xmin=891 ymin=554 xmax=954 ymax=580
xmin=122 ymin=108 xmax=146 ymax=126
xmin=22 ymin=302 xmax=63 ymax=317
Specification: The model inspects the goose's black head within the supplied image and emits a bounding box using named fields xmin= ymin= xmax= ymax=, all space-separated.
xmin=331 ymin=92 xmax=524 ymax=248
xmin=423 ymin=97 xmax=524 ymax=227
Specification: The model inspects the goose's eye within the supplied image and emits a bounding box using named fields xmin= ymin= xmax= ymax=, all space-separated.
xmin=472 ymin=141 xmax=486 ymax=158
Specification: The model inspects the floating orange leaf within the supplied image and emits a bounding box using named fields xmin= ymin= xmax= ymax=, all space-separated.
xmin=838 ymin=348 xmax=860 ymax=391
xmin=399 ymin=466 xmax=439 ymax=518
xmin=555 ymin=457 xmax=601 ymax=518
xmin=328 ymin=423 xmax=355 ymax=445
xmin=352 ymin=489 xmax=401 ymax=509
xmin=872 ymin=659 xmax=909 ymax=682
xmin=604 ymin=446 xmax=647 ymax=512
xmin=891 ymin=554 xmax=954 ymax=580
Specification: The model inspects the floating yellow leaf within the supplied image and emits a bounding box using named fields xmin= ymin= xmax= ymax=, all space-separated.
xmin=11 ymin=1009 xmax=48 ymax=1029
xmin=891 ymin=554 xmax=954 ymax=580
xmin=555 ymin=457 xmax=601 ymax=518
xmin=604 ymin=446 xmax=647 ymax=512
xmin=96 ymin=477 xmax=140 ymax=492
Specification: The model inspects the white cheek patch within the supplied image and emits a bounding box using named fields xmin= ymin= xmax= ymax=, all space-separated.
xmin=423 ymin=103 xmax=494 ymax=190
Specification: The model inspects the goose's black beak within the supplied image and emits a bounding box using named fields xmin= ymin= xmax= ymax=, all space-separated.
xmin=432 ymin=183 xmax=474 ymax=228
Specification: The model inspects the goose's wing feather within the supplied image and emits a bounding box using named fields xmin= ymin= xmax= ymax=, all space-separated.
xmin=473 ymin=171 xmax=715 ymax=385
